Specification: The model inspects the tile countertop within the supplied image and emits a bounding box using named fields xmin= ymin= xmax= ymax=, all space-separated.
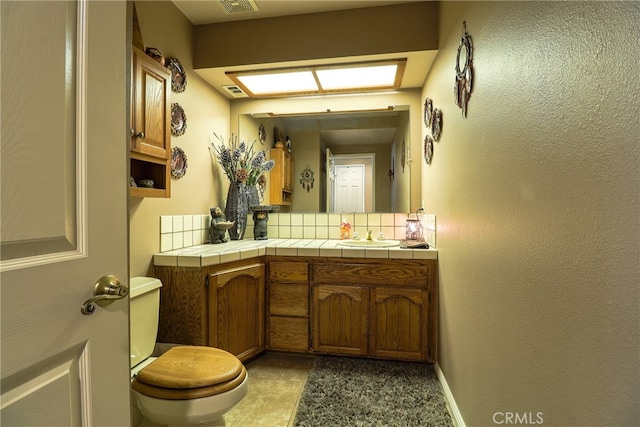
xmin=153 ymin=239 xmax=438 ymax=268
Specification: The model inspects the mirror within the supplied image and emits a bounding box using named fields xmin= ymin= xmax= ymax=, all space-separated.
xmin=239 ymin=107 xmax=413 ymax=213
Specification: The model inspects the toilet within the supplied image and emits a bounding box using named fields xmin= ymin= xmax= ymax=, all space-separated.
xmin=129 ymin=277 xmax=248 ymax=426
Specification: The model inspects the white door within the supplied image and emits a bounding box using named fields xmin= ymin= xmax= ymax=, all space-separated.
xmin=334 ymin=164 xmax=365 ymax=213
xmin=325 ymin=148 xmax=335 ymax=212
xmin=1 ymin=1 xmax=130 ymax=426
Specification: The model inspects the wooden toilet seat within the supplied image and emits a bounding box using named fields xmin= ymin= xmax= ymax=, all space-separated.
xmin=132 ymin=346 xmax=247 ymax=400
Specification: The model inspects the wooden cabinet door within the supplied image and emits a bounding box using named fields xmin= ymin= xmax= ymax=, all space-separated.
xmin=209 ymin=263 xmax=265 ymax=361
xmin=269 ymin=148 xmax=293 ymax=205
xmin=312 ymin=284 xmax=368 ymax=356
xmin=131 ymin=47 xmax=170 ymax=159
xmin=370 ymin=287 xmax=428 ymax=361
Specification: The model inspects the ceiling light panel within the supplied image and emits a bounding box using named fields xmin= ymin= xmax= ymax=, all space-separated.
xmin=226 ymin=59 xmax=406 ymax=98
xmin=316 ymin=64 xmax=398 ymax=90
xmin=236 ymin=71 xmax=318 ymax=95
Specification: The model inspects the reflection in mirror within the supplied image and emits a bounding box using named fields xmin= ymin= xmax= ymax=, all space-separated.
xmin=239 ymin=107 xmax=413 ymax=213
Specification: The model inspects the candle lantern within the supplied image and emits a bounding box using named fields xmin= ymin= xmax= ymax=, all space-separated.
xmin=405 ymin=217 xmax=423 ymax=241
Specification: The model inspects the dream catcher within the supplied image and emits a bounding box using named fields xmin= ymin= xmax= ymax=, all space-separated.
xmin=299 ymin=165 xmax=315 ymax=192
xmin=454 ymin=21 xmax=473 ymax=117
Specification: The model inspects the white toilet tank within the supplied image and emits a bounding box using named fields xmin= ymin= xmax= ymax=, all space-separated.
xmin=130 ymin=277 xmax=162 ymax=369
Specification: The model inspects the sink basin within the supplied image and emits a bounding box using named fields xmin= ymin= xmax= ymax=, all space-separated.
xmin=338 ymin=240 xmax=400 ymax=248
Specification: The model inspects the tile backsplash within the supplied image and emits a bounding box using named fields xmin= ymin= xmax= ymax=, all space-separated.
xmin=160 ymin=212 xmax=436 ymax=252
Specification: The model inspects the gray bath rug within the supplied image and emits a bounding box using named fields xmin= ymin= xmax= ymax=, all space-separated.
xmin=293 ymin=356 xmax=454 ymax=427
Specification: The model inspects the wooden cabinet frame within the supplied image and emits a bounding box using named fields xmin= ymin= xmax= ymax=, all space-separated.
xmin=267 ymin=256 xmax=438 ymax=363
xmin=155 ymin=255 xmax=437 ymax=364
xmin=130 ymin=47 xmax=171 ymax=198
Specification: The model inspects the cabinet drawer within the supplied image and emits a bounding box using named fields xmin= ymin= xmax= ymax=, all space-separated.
xmin=269 ymin=261 xmax=308 ymax=283
xmin=312 ymin=262 xmax=429 ymax=287
xmin=270 ymin=283 xmax=309 ymax=316
xmin=269 ymin=316 xmax=309 ymax=352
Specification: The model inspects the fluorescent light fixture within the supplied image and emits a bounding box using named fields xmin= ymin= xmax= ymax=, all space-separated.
xmin=236 ymin=71 xmax=317 ymax=95
xmin=226 ymin=59 xmax=406 ymax=98
xmin=258 ymin=106 xmax=396 ymax=117
xmin=316 ymin=64 xmax=398 ymax=90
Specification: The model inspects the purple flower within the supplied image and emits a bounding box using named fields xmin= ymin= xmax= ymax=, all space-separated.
xmin=262 ymin=159 xmax=275 ymax=171
xmin=251 ymin=151 xmax=265 ymax=168
xmin=219 ymin=148 xmax=231 ymax=165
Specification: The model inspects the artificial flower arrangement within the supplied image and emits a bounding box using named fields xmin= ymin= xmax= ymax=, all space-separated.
xmin=210 ymin=133 xmax=275 ymax=185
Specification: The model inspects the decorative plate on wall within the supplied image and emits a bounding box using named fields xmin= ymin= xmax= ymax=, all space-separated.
xmin=166 ymin=57 xmax=186 ymax=93
xmin=170 ymin=147 xmax=188 ymax=179
xmin=424 ymin=135 xmax=434 ymax=165
xmin=424 ymin=98 xmax=433 ymax=127
xmin=171 ymin=103 xmax=187 ymax=136
xmin=258 ymin=125 xmax=267 ymax=145
xmin=431 ymin=108 xmax=443 ymax=142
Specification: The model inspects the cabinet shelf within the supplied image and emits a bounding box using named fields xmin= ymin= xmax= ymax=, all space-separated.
xmin=130 ymin=153 xmax=170 ymax=198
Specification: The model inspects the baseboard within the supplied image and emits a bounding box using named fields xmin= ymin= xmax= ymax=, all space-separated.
xmin=435 ymin=363 xmax=466 ymax=427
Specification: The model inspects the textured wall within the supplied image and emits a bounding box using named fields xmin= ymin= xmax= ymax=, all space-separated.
xmin=423 ymin=2 xmax=639 ymax=425
xmin=130 ymin=1 xmax=231 ymax=277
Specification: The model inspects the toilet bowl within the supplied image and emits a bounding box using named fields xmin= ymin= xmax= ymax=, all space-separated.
xmin=129 ymin=277 xmax=248 ymax=426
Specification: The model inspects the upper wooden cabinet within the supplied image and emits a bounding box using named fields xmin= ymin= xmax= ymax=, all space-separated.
xmin=269 ymin=148 xmax=293 ymax=205
xmin=130 ymin=47 xmax=171 ymax=198
xmin=131 ymin=47 xmax=170 ymax=158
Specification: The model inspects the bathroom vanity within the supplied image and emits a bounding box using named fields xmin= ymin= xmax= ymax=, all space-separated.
xmin=154 ymin=239 xmax=438 ymax=363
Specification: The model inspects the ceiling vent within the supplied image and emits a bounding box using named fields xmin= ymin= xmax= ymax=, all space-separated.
xmin=217 ymin=0 xmax=259 ymax=15
xmin=222 ymin=85 xmax=249 ymax=98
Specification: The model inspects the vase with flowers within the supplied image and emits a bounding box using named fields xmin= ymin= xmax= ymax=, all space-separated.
xmin=210 ymin=133 xmax=275 ymax=240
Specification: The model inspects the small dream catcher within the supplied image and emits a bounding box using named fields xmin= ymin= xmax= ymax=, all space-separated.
xmin=454 ymin=21 xmax=473 ymax=117
xmin=299 ymin=165 xmax=315 ymax=192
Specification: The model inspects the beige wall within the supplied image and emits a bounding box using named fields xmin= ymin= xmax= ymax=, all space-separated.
xmin=423 ymin=2 xmax=639 ymax=425
xmin=130 ymin=1 xmax=230 ymax=277
xmin=393 ymin=111 xmax=412 ymax=213
xmin=289 ymin=129 xmax=321 ymax=212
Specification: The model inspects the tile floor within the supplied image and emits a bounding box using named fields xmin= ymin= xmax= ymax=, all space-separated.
xmin=223 ymin=352 xmax=316 ymax=427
